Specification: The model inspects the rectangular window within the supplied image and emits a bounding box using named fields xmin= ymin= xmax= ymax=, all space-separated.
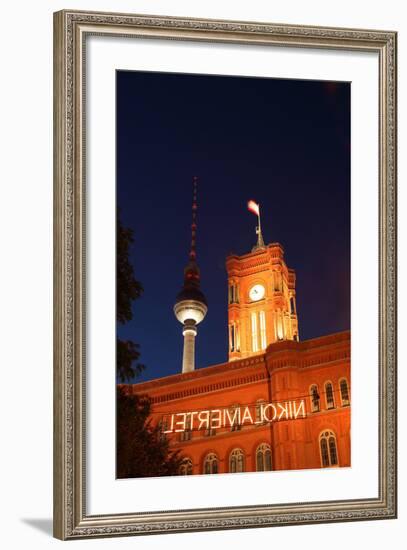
xmin=230 ymin=324 xmax=235 ymax=352
xmin=228 ymin=284 xmax=239 ymax=304
xmin=251 ymin=312 xmax=258 ymax=352
xmin=259 ymin=311 xmax=266 ymax=349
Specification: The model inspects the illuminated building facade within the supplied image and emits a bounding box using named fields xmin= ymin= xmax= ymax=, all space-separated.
xmin=130 ymin=329 xmax=350 ymax=474
xmin=128 ymin=227 xmax=351 ymax=475
xmin=125 ymin=189 xmax=350 ymax=475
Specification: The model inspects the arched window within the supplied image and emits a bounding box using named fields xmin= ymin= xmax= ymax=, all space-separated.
xmin=179 ymin=458 xmax=193 ymax=475
xmin=310 ymin=384 xmax=320 ymax=412
xmin=339 ymin=378 xmax=350 ymax=406
xmin=203 ymin=453 xmax=218 ymax=474
xmin=319 ymin=430 xmax=339 ymax=467
xmin=256 ymin=443 xmax=272 ymax=471
xmin=325 ymin=381 xmax=335 ymax=409
xmin=229 ymin=448 xmax=245 ymax=473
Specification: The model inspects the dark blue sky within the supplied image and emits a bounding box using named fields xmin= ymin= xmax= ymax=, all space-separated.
xmin=117 ymin=71 xmax=350 ymax=383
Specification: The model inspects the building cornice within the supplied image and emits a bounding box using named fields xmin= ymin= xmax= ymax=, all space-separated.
xmin=123 ymin=331 xmax=350 ymax=404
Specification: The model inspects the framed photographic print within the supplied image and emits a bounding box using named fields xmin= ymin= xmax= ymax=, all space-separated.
xmin=53 ymin=9 xmax=397 ymax=540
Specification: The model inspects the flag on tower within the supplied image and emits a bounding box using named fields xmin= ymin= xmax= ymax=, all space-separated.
xmin=247 ymin=200 xmax=260 ymax=217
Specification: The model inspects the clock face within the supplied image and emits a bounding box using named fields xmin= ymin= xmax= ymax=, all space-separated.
xmin=249 ymin=284 xmax=265 ymax=301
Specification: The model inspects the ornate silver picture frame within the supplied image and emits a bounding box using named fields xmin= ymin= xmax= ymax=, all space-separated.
xmin=53 ymin=9 xmax=397 ymax=540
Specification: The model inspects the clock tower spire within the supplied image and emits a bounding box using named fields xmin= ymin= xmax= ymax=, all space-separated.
xmin=247 ymin=199 xmax=265 ymax=251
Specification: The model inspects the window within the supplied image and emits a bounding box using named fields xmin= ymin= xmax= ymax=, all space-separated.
xmin=251 ymin=312 xmax=258 ymax=352
xmin=203 ymin=453 xmax=218 ymax=474
xmin=229 ymin=324 xmax=235 ymax=352
xmin=310 ymin=384 xmax=320 ymax=412
xmin=325 ymin=381 xmax=335 ymax=409
xmin=319 ymin=430 xmax=339 ymax=467
xmin=229 ymin=448 xmax=245 ymax=473
xmin=179 ymin=458 xmax=193 ymax=475
xmin=251 ymin=312 xmax=266 ymax=351
xmin=256 ymin=443 xmax=272 ymax=471
xmin=228 ymin=283 xmax=239 ymax=304
xmin=290 ymin=296 xmax=296 ymax=315
xmin=259 ymin=311 xmax=267 ymax=350
xmin=340 ymin=378 xmax=350 ymax=406
xmin=320 ymin=437 xmax=329 ymax=467
xmin=276 ymin=312 xmax=284 ymax=340
xmin=229 ymin=323 xmax=240 ymax=353
xmin=329 ymin=436 xmax=338 ymax=465
xmin=235 ymin=323 xmax=240 ymax=351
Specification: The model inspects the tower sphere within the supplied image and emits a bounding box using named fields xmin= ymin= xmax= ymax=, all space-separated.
xmin=174 ymin=297 xmax=208 ymax=325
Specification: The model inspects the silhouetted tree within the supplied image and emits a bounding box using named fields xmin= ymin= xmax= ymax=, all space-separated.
xmin=117 ymin=213 xmax=144 ymax=382
xmin=116 ymin=214 xmax=183 ymax=476
xmin=116 ymin=386 xmax=183 ymax=478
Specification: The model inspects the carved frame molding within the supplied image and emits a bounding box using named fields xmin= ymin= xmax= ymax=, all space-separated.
xmin=53 ymin=10 xmax=397 ymax=540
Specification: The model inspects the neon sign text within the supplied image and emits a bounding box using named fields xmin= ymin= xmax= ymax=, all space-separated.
xmin=162 ymin=399 xmax=306 ymax=433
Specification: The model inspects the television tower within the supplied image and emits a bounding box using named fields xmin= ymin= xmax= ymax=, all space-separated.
xmin=174 ymin=177 xmax=208 ymax=373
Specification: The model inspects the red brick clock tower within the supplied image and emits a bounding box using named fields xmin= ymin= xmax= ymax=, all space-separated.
xmin=226 ymin=204 xmax=299 ymax=361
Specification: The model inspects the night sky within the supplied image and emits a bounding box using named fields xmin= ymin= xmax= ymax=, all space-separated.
xmin=117 ymin=71 xmax=350 ymax=383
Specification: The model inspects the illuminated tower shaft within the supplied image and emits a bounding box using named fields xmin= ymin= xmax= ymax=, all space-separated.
xmin=182 ymin=321 xmax=197 ymax=373
xmin=174 ymin=177 xmax=207 ymax=373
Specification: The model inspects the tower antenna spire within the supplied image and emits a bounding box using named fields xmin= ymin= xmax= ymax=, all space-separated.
xmin=189 ymin=176 xmax=198 ymax=262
